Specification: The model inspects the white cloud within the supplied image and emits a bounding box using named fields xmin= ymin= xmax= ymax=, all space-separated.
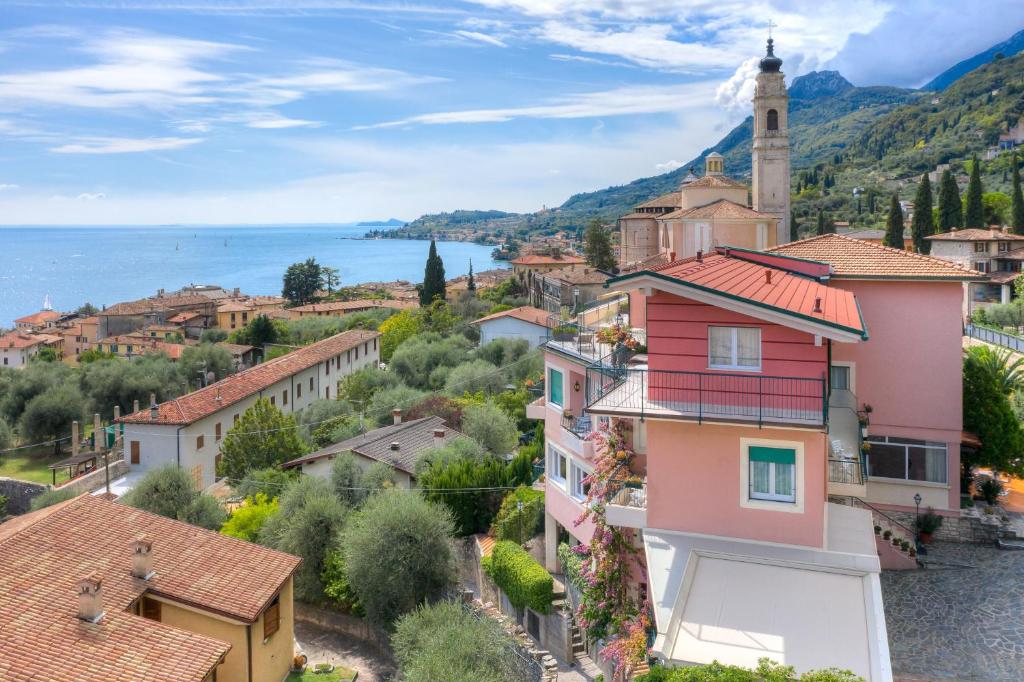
xmin=549 ymin=53 xmax=634 ymax=68
xmin=75 ymin=193 xmax=106 ymax=201
xmin=50 ymin=136 xmax=203 ymax=154
xmin=245 ymin=114 xmax=321 ymax=129
xmin=715 ymin=56 xmax=759 ymax=112
xmin=655 ymin=159 xmax=683 ymax=172
xmin=453 ymin=30 xmax=507 ymax=47
xmin=354 ymin=81 xmax=716 ymax=128
xmin=0 ymin=183 xmax=19 ymax=190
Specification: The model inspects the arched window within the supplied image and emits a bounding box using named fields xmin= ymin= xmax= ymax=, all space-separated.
xmin=766 ymin=109 xmax=779 ymax=131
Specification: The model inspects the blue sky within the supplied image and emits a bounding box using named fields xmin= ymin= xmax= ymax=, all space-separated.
xmin=0 ymin=0 xmax=1022 ymax=225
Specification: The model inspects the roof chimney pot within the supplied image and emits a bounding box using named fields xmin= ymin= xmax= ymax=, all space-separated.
xmin=392 ymin=409 xmax=402 ymax=425
xmin=765 ymin=270 xmax=773 ymax=285
xmin=77 ymin=573 xmax=105 ymax=623
xmin=695 ymin=250 xmax=702 ymax=263
xmin=433 ymin=428 xmax=446 ymax=448
xmin=131 ymin=534 xmax=154 ymax=580
xmin=390 ymin=441 xmax=401 ymax=451
xmin=813 ymin=297 xmax=823 ymax=314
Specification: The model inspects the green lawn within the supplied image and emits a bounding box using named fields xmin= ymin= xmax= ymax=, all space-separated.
xmin=0 ymin=448 xmax=70 ymax=485
xmin=285 ymin=667 xmax=357 ymax=682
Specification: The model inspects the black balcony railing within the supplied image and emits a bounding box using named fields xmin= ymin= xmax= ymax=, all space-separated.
xmin=828 ymin=458 xmax=864 ymax=485
xmin=585 ymin=366 xmax=827 ymax=427
xmin=561 ymin=412 xmax=592 ymax=439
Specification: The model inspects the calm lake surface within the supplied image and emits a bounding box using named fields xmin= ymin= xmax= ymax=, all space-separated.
xmin=0 ymin=225 xmax=504 ymax=326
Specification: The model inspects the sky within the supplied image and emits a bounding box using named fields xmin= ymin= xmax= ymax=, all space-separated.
xmin=0 ymin=0 xmax=1022 ymax=225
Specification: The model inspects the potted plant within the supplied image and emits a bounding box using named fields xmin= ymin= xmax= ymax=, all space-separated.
xmin=874 ymin=525 xmax=881 ymax=535
xmin=979 ymin=478 xmax=1004 ymax=505
xmin=900 ymin=539 xmax=910 ymax=551
xmin=860 ymin=442 xmax=872 ymax=456
xmin=915 ymin=509 xmax=943 ymax=544
xmin=553 ymin=324 xmax=576 ymax=342
xmin=882 ymin=530 xmax=892 ymax=541
xmin=892 ymin=536 xmax=902 ymax=547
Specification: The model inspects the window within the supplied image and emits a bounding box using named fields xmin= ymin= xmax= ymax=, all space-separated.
xmin=141 ymin=597 xmax=161 ymax=621
xmin=570 ymin=461 xmax=591 ymax=500
xmin=974 ymin=242 xmax=988 ymax=253
xmin=297 ymin=383 xmax=302 ymax=399
xmin=355 ymin=346 xmax=359 ymax=359
xmin=282 ymin=390 xmax=288 ymax=406
xmin=270 ymin=395 xmax=275 ymax=406
xmin=548 ymin=368 xmax=564 ymax=408
xmin=374 ymin=338 xmax=378 ymax=351
xmin=325 ymin=386 xmax=330 ymax=399
xmin=748 ymin=446 xmax=796 ymax=503
xmin=309 ymin=377 xmax=314 ymax=391
xmin=866 ymin=435 xmax=947 ymax=483
xmin=233 ymin=413 xmax=240 ymax=425
xmin=547 ymin=443 xmax=568 ymax=485
xmin=999 ymin=241 xmax=1010 ymax=252
xmin=325 ymin=360 xmax=330 ymax=375
xmin=263 ymin=596 xmax=280 ymax=639
xmin=974 ymin=261 xmax=990 ymax=273
xmin=708 ymin=326 xmax=761 ymax=370
xmin=215 ymin=423 xmax=222 ymax=441
xmin=766 ymin=108 xmax=779 ymax=131
xmin=196 ymin=435 xmax=204 ymax=450
xmin=347 ymin=350 xmax=351 ymax=363
xmin=830 ymin=365 xmax=851 ymax=391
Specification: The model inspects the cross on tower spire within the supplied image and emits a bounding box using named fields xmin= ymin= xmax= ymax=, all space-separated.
xmin=767 ymin=19 xmax=776 ymax=39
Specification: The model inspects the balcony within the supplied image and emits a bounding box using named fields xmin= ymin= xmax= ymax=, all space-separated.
xmin=605 ymin=480 xmax=647 ymax=529
xmin=526 ymin=397 xmax=546 ymax=420
xmin=585 ymin=366 xmax=827 ymax=428
xmin=559 ymin=413 xmax=595 ymax=459
xmin=827 ymin=388 xmax=867 ymax=497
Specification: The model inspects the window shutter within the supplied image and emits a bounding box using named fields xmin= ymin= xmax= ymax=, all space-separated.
xmin=748 ymin=446 xmax=795 ymax=465
xmin=263 ymin=598 xmax=280 ymax=639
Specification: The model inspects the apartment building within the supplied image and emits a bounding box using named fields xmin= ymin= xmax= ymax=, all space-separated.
xmin=0 ymin=494 xmax=299 ymax=682
xmin=926 ymin=227 xmax=1024 ymax=316
xmin=534 ymin=237 xmax=979 ymax=680
xmin=0 ymin=330 xmax=63 ymax=367
xmin=120 ymin=330 xmax=380 ymax=488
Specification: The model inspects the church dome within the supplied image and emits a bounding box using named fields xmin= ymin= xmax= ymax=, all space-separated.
xmin=759 ymin=38 xmax=782 ymax=73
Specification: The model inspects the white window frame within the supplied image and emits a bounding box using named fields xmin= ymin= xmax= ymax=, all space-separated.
xmin=865 ymin=435 xmax=948 ymax=484
xmin=739 ymin=437 xmax=805 ymax=514
xmin=547 ymin=366 xmax=564 ymax=411
xmin=829 ymin=361 xmax=856 ymax=394
xmin=547 ymin=443 xmax=568 ymax=487
xmin=974 ymin=242 xmax=988 ymax=253
xmin=708 ymin=326 xmax=762 ymax=372
xmin=749 ymin=460 xmax=796 ymax=502
xmin=570 ymin=460 xmax=592 ymax=501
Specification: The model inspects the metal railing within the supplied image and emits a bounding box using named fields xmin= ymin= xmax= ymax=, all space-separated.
xmin=966 ymin=323 xmax=1024 ymax=353
xmin=560 ymin=412 xmax=592 ymax=439
xmin=828 ymin=458 xmax=864 ymax=485
xmin=607 ymin=480 xmax=647 ymax=509
xmin=544 ymin=312 xmax=643 ymax=365
xmin=585 ymin=366 xmax=827 ymax=427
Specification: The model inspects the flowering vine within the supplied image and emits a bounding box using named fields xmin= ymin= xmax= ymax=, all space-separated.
xmin=572 ymin=419 xmax=651 ymax=678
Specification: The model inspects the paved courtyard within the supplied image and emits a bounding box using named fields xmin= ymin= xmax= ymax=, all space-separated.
xmin=881 ymin=542 xmax=1024 ymax=681
xmin=294 ymin=620 xmax=397 ymax=682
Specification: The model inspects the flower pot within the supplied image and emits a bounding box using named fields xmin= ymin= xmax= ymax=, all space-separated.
xmin=919 ymin=531 xmax=933 ymax=545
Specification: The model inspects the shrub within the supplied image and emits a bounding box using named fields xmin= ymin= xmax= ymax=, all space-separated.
xmin=443 ymin=359 xmax=505 ymax=396
xmin=979 ymin=477 xmax=1004 ymax=504
xmin=321 ymin=549 xmax=363 ymax=615
xmin=557 ymin=542 xmax=585 ymax=591
xmin=330 ymin=452 xmax=367 ymax=507
xmin=342 ymin=489 xmax=455 ymax=625
xmin=120 ymin=465 xmax=226 ymax=530
xmin=414 ymin=436 xmax=488 ymax=476
xmin=30 ymin=487 xmax=78 ymax=511
xmin=367 ymin=385 xmax=429 ymax=426
xmin=218 ymin=398 xmax=308 ymax=481
xmin=461 ymin=400 xmax=519 ymax=455
xmin=233 ymin=466 xmax=296 ymax=499
xmin=491 ymin=486 xmax=544 ymax=543
xmin=482 ymin=540 xmax=554 ymax=614
xmin=915 ymin=509 xmax=943 ymax=534
xmin=362 ymin=460 xmax=397 ymax=491
xmin=635 ymin=659 xmax=865 ymax=681
xmin=392 ymin=600 xmax=527 ymax=682
xmin=220 ymin=493 xmax=280 ymax=542
xmin=296 ymin=398 xmax=351 ymax=440
xmin=420 ymin=456 xmax=526 ymax=536
xmin=405 ymin=395 xmax=464 ymax=430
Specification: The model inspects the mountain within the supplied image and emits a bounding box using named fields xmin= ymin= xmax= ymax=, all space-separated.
xmin=923 ymin=29 xmax=1024 ymax=91
xmin=357 ymin=218 xmax=406 ymax=227
xmin=788 ymin=70 xmax=854 ymax=100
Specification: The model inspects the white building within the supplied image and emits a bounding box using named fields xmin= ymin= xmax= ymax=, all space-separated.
xmin=472 ymin=306 xmax=553 ymax=348
xmin=0 ymin=332 xmax=62 ymax=368
xmin=120 ymin=330 xmax=380 ymax=488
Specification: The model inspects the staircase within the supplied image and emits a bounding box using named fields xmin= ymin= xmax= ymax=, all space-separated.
xmin=845 ymin=497 xmax=921 ymax=569
xmin=570 ymin=621 xmax=585 ymax=658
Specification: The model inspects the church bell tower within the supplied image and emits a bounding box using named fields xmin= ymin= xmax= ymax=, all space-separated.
xmin=751 ymin=36 xmax=791 ymax=244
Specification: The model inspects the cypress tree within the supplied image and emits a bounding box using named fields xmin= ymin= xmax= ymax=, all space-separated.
xmin=467 ymin=260 xmax=476 ymax=291
xmin=419 ymin=239 xmax=446 ymax=305
xmin=911 ymin=175 xmax=935 ymax=254
xmin=938 ymin=169 xmax=962 ymax=231
xmin=884 ymin=194 xmax=904 ymax=249
xmin=1012 ymin=154 xmax=1024 ymax=234
xmin=789 ymin=209 xmax=799 ymax=242
xmin=816 ymin=209 xmax=825 ymax=235
xmin=583 ymin=219 xmax=616 ymax=271
xmin=964 ymin=156 xmax=985 ymax=228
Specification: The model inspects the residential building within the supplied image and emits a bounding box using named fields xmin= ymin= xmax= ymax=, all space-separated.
xmin=288 ymin=298 xmax=418 ymax=320
xmin=217 ymin=300 xmax=256 ymax=330
xmin=168 ymin=310 xmax=209 ymax=338
xmin=531 ymin=266 xmax=611 ymax=313
xmin=129 ymin=324 xmax=187 ymax=342
xmin=119 ymin=330 xmax=380 ymax=488
xmin=0 ymin=494 xmax=299 ymax=682
xmin=926 ymin=227 xmax=1024 ymax=315
xmin=510 ymin=253 xmax=587 ymax=288
xmin=95 ymin=335 xmax=188 ymax=361
xmin=0 ymin=331 xmax=63 ymax=367
xmin=14 ymin=309 xmax=61 ymax=331
xmin=472 ymin=306 xmax=555 ymax=348
xmin=57 ymin=315 xmax=100 ymax=363
xmin=99 ymin=292 xmax=217 ymax=338
xmin=283 ymin=414 xmax=458 ymax=487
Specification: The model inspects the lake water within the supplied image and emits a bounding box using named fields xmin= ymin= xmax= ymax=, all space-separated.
xmin=0 ymin=225 xmax=505 ymax=326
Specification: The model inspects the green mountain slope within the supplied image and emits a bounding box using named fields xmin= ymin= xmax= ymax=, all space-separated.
xmin=923 ymin=29 xmax=1024 ymax=91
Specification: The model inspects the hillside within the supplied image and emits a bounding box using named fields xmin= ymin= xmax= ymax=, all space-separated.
xmin=923 ymin=29 xmax=1024 ymax=91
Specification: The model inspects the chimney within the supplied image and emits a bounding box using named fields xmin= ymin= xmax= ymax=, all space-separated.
xmin=72 ymin=421 xmax=80 ymax=457
xmin=157 ymin=288 xmax=164 ymax=298
xmin=130 ymin=534 xmax=154 ymax=580
xmin=991 ymin=228 xmax=1000 ymax=238
xmin=133 ymin=399 xmax=140 ymax=414
xmin=433 ymin=428 xmax=446 ymax=448
xmin=149 ymin=398 xmax=159 ymax=422
xmin=813 ymin=297 xmax=823 ymax=314
xmin=113 ymin=405 xmax=121 ymax=422
xmin=390 ymin=441 xmax=401 ymax=451
xmin=77 ymin=573 xmax=104 ymax=623
xmin=695 ymin=250 xmax=702 ymax=263
xmin=765 ymin=270 xmax=773 ymax=285
xmin=669 ymin=251 xmax=676 ymax=262
xmin=392 ymin=409 xmax=402 ymax=425
xmin=1003 ymin=226 xmax=1012 ymax=234
xmin=233 ymin=287 xmax=240 ymax=297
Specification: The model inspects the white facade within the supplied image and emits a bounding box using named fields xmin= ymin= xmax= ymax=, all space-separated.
xmin=751 ymin=42 xmax=791 ymax=245
xmin=477 ymin=317 xmax=549 ymax=349
xmin=0 ymin=344 xmax=39 ymax=368
xmin=123 ymin=335 xmax=380 ymax=489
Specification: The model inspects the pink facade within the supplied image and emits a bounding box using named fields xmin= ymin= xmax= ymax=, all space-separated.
xmin=645 ymin=420 xmax=827 ymax=547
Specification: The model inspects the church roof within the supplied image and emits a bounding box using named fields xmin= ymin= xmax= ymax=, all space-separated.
xmin=659 ymin=199 xmax=777 ymax=221
xmin=681 ymin=174 xmax=747 ymax=190
xmin=635 ymin=192 xmax=681 ymax=209
xmin=619 ymin=212 xmax=660 ymax=220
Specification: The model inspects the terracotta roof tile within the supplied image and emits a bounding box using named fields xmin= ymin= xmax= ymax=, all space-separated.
xmin=926 ymin=228 xmax=1024 ymax=241
xmin=0 ymin=494 xmax=299 ymax=681
xmin=661 ymin=199 xmax=777 ymax=221
xmin=472 ymin=305 xmax=555 ymax=328
xmin=14 ymin=310 xmax=61 ymax=325
xmin=540 ymin=266 xmax=611 ymax=285
xmin=103 ymin=295 xmax=212 ymax=317
xmin=510 ymin=254 xmax=587 ymax=266
xmin=635 ymin=191 xmax=681 ymax=209
xmin=769 ymin=233 xmax=985 ymax=280
xmin=121 ymin=330 xmax=379 ymax=425
xmin=0 ymin=331 xmax=53 ymax=349
xmin=619 ymin=212 xmax=661 ymax=220
xmin=682 ymin=175 xmax=747 ymax=190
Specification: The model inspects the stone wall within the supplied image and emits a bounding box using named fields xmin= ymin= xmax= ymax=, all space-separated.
xmin=0 ymin=477 xmax=47 ymax=516
xmin=885 ymin=508 xmax=1006 ymax=544
xmin=56 ymin=460 xmax=129 ymax=496
xmin=293 ymin=603 xmax=393 ymax=662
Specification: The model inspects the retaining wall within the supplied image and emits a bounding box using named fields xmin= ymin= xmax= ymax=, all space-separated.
xmin=0 ymin=477 xmax=47 ymax=516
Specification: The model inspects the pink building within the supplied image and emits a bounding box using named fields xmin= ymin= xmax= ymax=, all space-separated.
xmin=533 ymin=237 xmax=979 ymax=681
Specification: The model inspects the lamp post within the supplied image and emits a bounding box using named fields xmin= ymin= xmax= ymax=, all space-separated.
xmin=517 ymin=501 xmax=525 ymax=547
xmin=914 ymin=493 xmax=922 ymax=544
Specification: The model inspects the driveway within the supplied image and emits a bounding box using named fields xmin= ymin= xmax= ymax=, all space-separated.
xmin=294 ymin=620 xmax=397 ymax=682
xmin=881 ymin=542 xmax=1024 ymax=681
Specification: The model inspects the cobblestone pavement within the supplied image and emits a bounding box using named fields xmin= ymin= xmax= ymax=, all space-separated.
xmin=294 ymin=620 xmax=397 ymax=682
xmin=881 ymin=542 xmax=1024 ymax=681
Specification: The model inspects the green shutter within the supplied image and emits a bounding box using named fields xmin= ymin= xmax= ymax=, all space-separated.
xmin=549 ymin=369 xmax=564 ymax=407
xmin=749 ymin=446 xmax=795 ymax=465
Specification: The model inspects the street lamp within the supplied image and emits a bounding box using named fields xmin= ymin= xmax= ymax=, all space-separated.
xmin=913 ymin=493 xmax=923 ymax=545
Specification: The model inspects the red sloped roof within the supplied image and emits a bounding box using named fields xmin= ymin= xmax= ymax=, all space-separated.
xmin=472 ymin=305 xmax=554 ymax=328
xmin=510 ymin=254 xmax=586 ymax=266
xmin=14 ymin=310 xmax=60 ymax=325
xmin=612 ymin=250 xmax=866 ymax=338
xmin=121 ymin=330 xmax=379 ymax=425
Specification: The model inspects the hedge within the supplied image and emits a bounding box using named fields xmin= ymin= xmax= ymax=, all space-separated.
xmin=492 ymin=486 xmax=544 ymax=542
xmin=482 ymin=540 xmax=554 ymax=614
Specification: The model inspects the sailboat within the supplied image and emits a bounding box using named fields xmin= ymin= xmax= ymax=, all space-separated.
xmin=42 ymin=294 xmax=53 ymax=311
xmin=175 ymin=242 xmax=180 ymax=251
